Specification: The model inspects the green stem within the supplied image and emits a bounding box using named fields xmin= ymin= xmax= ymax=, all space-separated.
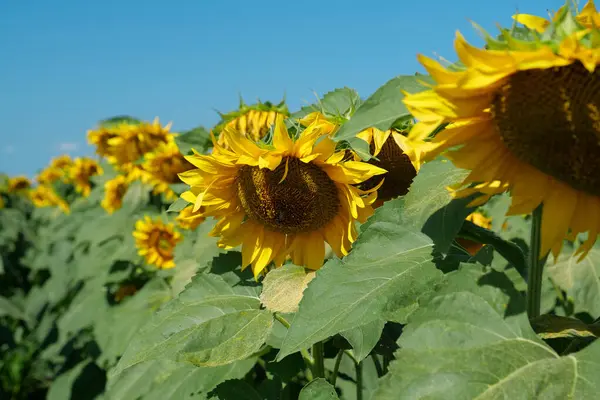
xmin=312 ymin=341 xmax=325 ymax=378
xmin=356 ymin=360 xmax=363 ymax=400
xmin=371 ymin=353 xmax=384 ymax=377
xmin=330 ymin=349 xmax=344 ymax=386
xmin=527 ymin=205 xmax=546 ymax=319
xmin=274 ymin=313 xmax=314 ymax=377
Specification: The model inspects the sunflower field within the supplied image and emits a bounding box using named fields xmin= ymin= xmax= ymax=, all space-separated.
xmin=3 ymin=3 xmax=600 ymax=399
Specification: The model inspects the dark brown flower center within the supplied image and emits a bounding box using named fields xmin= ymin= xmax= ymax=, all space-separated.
xmin=491 ymin=62 xmax=600 ymax=196
xmin=236 ymin=157 xmax=340 ymax=234
xmin=360 ymin=134 xmax=416 ymax=201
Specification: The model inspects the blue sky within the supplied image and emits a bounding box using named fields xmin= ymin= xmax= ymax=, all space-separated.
xmin=0 ymin=0 xmax=565 ymax=177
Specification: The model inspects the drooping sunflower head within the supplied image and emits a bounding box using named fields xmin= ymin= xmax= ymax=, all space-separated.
xmin=69 ymin=157 xmax=104 ymax=197
xmin=179 ymin=115 xmax=387 ymax=277
xmin=133 ymin=216 xmax=182 ymax=269
xmin=214 ymin=99 xmax=290 ymax=147
xmin=403 ymin=3 xmax=600 ymax=260
xmin=7 ymin=176 xmax=31 ymax=193
xmin=355 ymin=128 xmax=421 ymax=205
xmin=114 ymin=283 xmax=138 ymax=302
xmin=139 ymin=141 xmax=193 ymax=201
xmin=101 ymin=174 xmax=130 ymax=214
xmin=30 ymin=185 xmax=70 ymax=214
xmin=176 ymin=205 xmax=205 ymax=230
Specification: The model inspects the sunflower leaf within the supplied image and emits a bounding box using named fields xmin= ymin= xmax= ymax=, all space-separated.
xmin=109 ymin=273 xmax=273 ymax=378
xmin=373 ymin=264 xmax=600 ymax=399
xmin=340 ymin=319 xmax=386 ymax=362
xmin=260 ymin=264 xmax=316 ymax=314
xmin=334 ymin=74 xmax=432 ymax=153
xmin=276 ymin=199 xmax=442 ymax=361
xmin=299 ymin=378 xmax=340 ymax=400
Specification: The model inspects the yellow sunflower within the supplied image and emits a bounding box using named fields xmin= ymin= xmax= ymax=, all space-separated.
xmin=30 ymin=185 xmax=70 ymax=214
xmin=298 ymin=111 xmax=340 ymax=136
xmin=403 ymin=8 xmax=600 ymax=261
xmin=176 ymin=205 xmax=205 ymax=230
xmin=140 ymin=141 xmax=194 ymax=201
xmin=69 ymin=157 xmax=103 ymax=197
xmin=101 ymin=175 xmax=130 ymax=214
xmin=7 ymin=176 xmax=31 ymax=193
xmin=178 ymin=115 xmax=387 ymax=277
xmin=214 ymin=100 xmax=290 ymax=148
xmin=50 ymin=155 xmax=73 ymax=171
xmin=133 ymin=216 xmax=182 ymax=269
xmin=513 ymin=0 xmax=599 ymax=33
xmin=356 ymin=128 xmax=420 ymax=206
xmin=88 ymin=118 xmax=173 ymax=170
xmin=37 ymin=167 xmax=64 ymax=185
xmin=457 ymin=212 xmax=493 ymax=256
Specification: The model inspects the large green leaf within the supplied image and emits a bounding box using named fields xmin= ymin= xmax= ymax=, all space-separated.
xmin=47 ymin=360 xmax=106 ymax=400
xmin=260 ymin=264 xmax=315 ymax=314
xmin=547 ymin=249 xmax=600 ymax=318
xmin=299 ymin=378 xmax=340 ymax=400
xmin=373 ymin=264 xmax=600 ymax=399
xmin=110 ymin=273 xmax=272 ymax=377
xmin=334 ymin=74 xmax=432 ymax=156
xmin=106 ymin=358 xmax=255 ymax=400
xmin=292 ymin=88 xmax=360 ymax=121
xmin=277 ymin=200 xmax=441 ymax=360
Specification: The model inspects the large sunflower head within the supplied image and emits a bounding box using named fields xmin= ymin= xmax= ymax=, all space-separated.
xmin=69 ymin=157 xmax=104 ymax=197
xmin=179 ymin=115 xmax=387 ymax=277
xmin=7 ymin=176 xmax=31 ymax=193
xmin=139 ymin=141 xmax=193 ymax=201
xmin=30 ymin=185 xmax=70 ymax=214
xmin=214 ymin=99 xmax=290 ymax=147
xmin=101 ymin=174 xmax=130 ymax=214
xmin=356 ymin=128 xmax=421 ymax=206
xmin=176 ymin=205 xmax=205 ymax=230
xmin=403 ymin=3 xmax=600 ymax=260
xmin=133 ymin=216 xmax=182 ymax=269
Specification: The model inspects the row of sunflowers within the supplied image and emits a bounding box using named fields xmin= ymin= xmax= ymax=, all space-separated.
xmin=2 ymin=2 xmax=600 ymax=399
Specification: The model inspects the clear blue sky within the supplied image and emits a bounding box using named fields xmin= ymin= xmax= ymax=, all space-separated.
xmin=0 ymin=0 xmax=564 ymax=177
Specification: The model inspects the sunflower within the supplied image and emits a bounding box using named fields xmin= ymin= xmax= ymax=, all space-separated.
xmin=513 ymin=0 xmax=599 ymax=33
xmin=214 ymin=100 xmax=290 ymax=147
xmin=178 ymin=115 xmax=386 ymax=277
xmin=139 ymin=141 xmax=193 ymax=200
xmin=298 ymin=111 xmax=340 ymax=136
xmin=356 ymin=128 xmax=420 ymax=206
xmin=50 ymin=155 xmax=73 ymax=171
xmin=36 ymin=167 xmax=64 ymax=185
xmin=403 ymin=7 xmax=600 ymax=261
xmin=114 ymin=283 xmax=138 ymax=302
xmin=69 ymin=157 xmax=103 ymax=197
xmin=101 ymin=175 xmax=129 ymax=214
xmin=88 ymin=118 xmax=173 ymax=170
xmin=456 ymin=212 xmax=493 ymax=256
xmin=176 ymin=205 xmax=205 ymax=230
xmin=7 ymin=176 xmax=31 ymax=193
xmin=30 ymin=185 xmax=70 ymax=214
xmin=133 ymin=216 xmax=182 ymax=269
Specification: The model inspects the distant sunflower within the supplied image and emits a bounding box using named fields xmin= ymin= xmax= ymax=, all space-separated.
xmin=114 ymin=283 xmax=138 ymax=302
xmin=176 ymin=206 xmax=205 ymax=230
xmin=457 ymin=212 xmax=493 ymax=256
xmin=7 ymin=176 xmax=31 ymax=193
xmin=36 ymin=167 xmax=63 ymax=185
xmin=179 ymin=115 xmax=386 ymax=277
xmin=403 ymin=8 xmax=600 ymax=260
xmin=88 ymin=118 xmax=173 ymax=170
xmin=133 ymin=216 xmax=182 ymax=269
xmin=356 ymin=128 xmax=420 ymax=206
xmin=69 ymin=158 xmax=103 ymax=197
xmin=50 ymin=155 xmax=73 ymax=171
xmin=30 ymin=185 xmax=70 ymax=214
xmin=140 ymin=141 xmax=193 ymax=200
xmin=513 ymin=0 xmax=599 ymax=33
xmin=101 ymin=175 xmax=129 ymax=214
xmin=215 ymin=100 xmax=290 ymax=147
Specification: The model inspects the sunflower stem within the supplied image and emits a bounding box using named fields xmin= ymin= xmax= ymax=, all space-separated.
xmin=312 ymin=341 xmax=326 ymax=379
xmin=274 ymin=314 xmax=314 ymax=375
xmin=330 ymin=349 xmax=344 ymax=386
xmin=355 ymin=360 xmax=364 ymax=400
xmin=527 ymin=204 xmax=546 ymax=319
